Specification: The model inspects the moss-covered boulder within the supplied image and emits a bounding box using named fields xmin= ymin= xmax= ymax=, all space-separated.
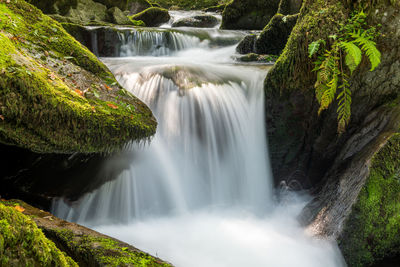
xmin=0 ymin=202 xmax=77 ymax=266
xmin=254 ymin=13 xmax=298 ymax=55
xmin=107 ymin=6 xmax=133 ymax=25
xmin=172 ymin=15 xmax=219 ymax=28
xmin=338 ymin=134 xmax=400 ymax=267
xmin=1 ymin=200 xmax=172 ymax=266
xmin=129 ymin=7 xmax=170 ymax=27
xmin=127 ymin=0 xmax=152 ymax=15
xmin=221 ymin=0 xmax=280 ymax=30
xmin=0 ymin=0 xmax=156 ymax=153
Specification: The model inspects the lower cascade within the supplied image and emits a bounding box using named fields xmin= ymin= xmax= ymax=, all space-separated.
xmin=53 ymin=25 xmax=346 ymax=267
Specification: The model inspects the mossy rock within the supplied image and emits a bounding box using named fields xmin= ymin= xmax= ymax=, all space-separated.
xmin=0 ymin=0 xmax=156 ymax=153
xmin=107 ymin=6 xmax=134 ymax=25
xmin=26 ymin=0 xmax=78 ymax=15
xmin=277 ymin=0 xmax=302 ymax=15
xmin=236 ymin=34 xmax=257 ymax=54
xmin=255 ymin=13 xmax=298 ymax=55
xmin=0 ymin=202 xmax=77 ymax=266
xmin=127 ymin=0 xmax=153 ymax=15
xmin=339 ymin=134 xmax=400 ymax=267
xmin=129 ymin=7 xmax=170 ymax=27
xmin=221 ymin=0 xmax=280 ymax=30
xmin=172 ymin=15 xmax=219 ymax=28
xmin=1 ymin=200 xmax=172 ymax=267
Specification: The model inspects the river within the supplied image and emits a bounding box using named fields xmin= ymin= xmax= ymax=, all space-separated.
xmin=53 ymin=11 xmax=346 ymax=267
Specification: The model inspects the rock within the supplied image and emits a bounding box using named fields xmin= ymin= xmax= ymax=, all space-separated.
xmin=64 ymin=0 xmax=108 ymax=23
xmin=0 ymin=1 xmax=156 ymax=154
xmin=0 ymin=202 xmax=77 ymax=266
xmin=26 ymin=0 xmax=78 ymax=15
xmin=129 ymin=7 xmax=170 ymax=27
xmin=236 ymin=34 xmax=257 ymax=54
xmin=277 ymin=0 xmax=302 ymax=15
xmin=126 ymin=0 xmax=152 ymax=15
xmin=264 ymin=0 xmax=400 ymax=264
xmin=0 ymin=200 xmax=172 ymax=266
xmin=107 ymin=6 xmax=133 ymax=25
xmin=338 ymin=134 xmax=400 ymax=267
xmin=172 ymin=15 xmax=219 ymax=28
xmin=236 ymin=53 xmax=277 ymax=63
xmin=255 ymin=13 xmax=298 ymax=55
xmin=221 ymin=0 xmax=280 ymax=30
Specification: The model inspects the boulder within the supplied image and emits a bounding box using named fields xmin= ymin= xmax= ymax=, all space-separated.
xmin=129 ymin=7 xmax=170 ymax=27
xmin=221 ymin=0 xmax=280 ymax=30
xmin=255 ymin=13 xmax=298 ymax=55
xmin=277 ymin=0 xmax=302 ymax=15
xmin=0 ymin=200 xmax=171 ymax=266
xmin=236 ymin=34 xmax=257 ymax=54
xmin=107 ymin=6 xmax=133 ymax=25
xmin=0 ymin=1 xmax=156 ymax=154
xmin=127 ymin=0 xmax=152 ymax=15
xmin=0 ymin=202 xmax=77 ymax=266
xmin=172 ymin=15 xmax=219 ymax=28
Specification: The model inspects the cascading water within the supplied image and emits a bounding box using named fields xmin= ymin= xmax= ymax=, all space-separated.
xmin=53 ymin=16 xmax=346 ymax=267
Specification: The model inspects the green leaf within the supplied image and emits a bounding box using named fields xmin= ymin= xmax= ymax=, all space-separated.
xmin=309 ymin=41 xmax=321 ymax=57
xmin=339 ymin=41 xmax=362 ymax=74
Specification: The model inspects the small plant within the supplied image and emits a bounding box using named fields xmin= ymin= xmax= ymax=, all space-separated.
xmin=308 ymin=10 xmax=381 ymax=133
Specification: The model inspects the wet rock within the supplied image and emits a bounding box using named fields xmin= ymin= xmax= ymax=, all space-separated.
xmin=129 ymin=7 xmax=170 ymax=27
xmin=236 ymin=34 xmax=257 ymax=54
xmin=126 ymin=0 xmax=152 ymax=15
xmin=172 ymin=15 xmax=219 ymax=28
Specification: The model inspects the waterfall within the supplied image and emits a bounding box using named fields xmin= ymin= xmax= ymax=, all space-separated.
xmin=53 ymin=23 xmax=346 ymax=267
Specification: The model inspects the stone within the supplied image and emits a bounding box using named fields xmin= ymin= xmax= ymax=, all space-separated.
xmin=129 ymin=7 xmax=170 ymax=27
xmin=172 ymin=15 xmax=219 ymax=28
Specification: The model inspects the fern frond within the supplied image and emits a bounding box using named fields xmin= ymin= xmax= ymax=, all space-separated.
xmin=318 ymin=70 xmax=338 ymax=115
xmin=339 ymin=41 xmax=362 ymax=74
xmin=352 ymin=34 xmax=381 ymax=71
xmin=337 ymin=79 xmax=352 ymax=133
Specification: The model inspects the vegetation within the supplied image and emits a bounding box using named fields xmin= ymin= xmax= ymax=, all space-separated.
xmin=339 ymin=134 xmax=400 ymax=267
xmin=0 ymin=203 xmax=77 ymax=266
xmin=308 ymin=10 xmax=381 ymax=133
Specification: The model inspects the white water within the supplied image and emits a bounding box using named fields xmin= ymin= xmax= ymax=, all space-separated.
xmin=53 ymin=22 xmax=346 ymax=267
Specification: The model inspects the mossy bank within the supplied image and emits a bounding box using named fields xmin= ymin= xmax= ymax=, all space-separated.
xmin=0 ymin=0 xmax=156 ymax=154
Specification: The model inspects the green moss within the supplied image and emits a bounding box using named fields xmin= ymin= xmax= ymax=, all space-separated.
xmin=0 ymin=203 xmax=77 ymax=266
xmin=339 ymin=134 xmax=400 ymax=267
xmin=52 ymin=229 xmax=171 ymax=266
xmin=0 ymin=0 xmax=156 ymax=153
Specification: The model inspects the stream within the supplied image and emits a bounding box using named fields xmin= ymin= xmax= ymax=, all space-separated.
xmin=53 ymin=11 xmax=346 ymax=267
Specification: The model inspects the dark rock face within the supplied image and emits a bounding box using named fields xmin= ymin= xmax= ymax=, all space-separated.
xmin=278 ymin=0 xmax=302 ymax=15
xmin=264 ymin=0 xmax=400 ymax=265
xmin=236 ymin=13 xmax=298 ymax=55
xmin=221 ymin=0 xmax=280 ymax=30
xmin=0 ymin=143 xmax=134 ymax=209
xmin=126 ymin=0 xmax=152 ymax=15
xmin=129 ymin=7 xmax=170 ymax=27
xmin=172 ymin=15 xmax=219 ymax=28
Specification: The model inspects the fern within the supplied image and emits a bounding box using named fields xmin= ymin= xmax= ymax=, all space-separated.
xmin=339 ymin=41 xmax=362 ymax=74
xmin=337 ymin=78 xmax=352 ymax=133
xmin=310 ymin=9 xmax=381 ymax=133
xmin=352 ymin=33 xmax=381 ymax=71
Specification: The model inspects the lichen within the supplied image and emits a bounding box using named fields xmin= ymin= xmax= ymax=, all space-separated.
xmin=0 ymin=203 xmax=77 ymax=266
xmin=339 ymin=134 xmax=400 ymax=267
xmin=0 ymin=0 xmax=156 ymax=153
